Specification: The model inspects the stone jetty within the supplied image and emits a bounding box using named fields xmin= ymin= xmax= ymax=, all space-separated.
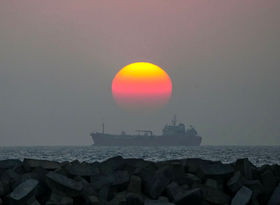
xmin=0 ymin=157 xmax=279 ymax=205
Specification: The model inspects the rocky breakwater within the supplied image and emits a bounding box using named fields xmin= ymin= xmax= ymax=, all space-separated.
xmin=0 ymin=157 xmax=280 ymax=205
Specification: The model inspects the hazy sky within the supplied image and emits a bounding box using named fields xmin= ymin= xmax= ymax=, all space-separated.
xmin=1 ymin=1 xmax=280 ymax=145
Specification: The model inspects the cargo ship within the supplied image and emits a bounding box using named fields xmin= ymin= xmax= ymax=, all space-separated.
xmin=90 ymin=116 xmax=202 ymax=146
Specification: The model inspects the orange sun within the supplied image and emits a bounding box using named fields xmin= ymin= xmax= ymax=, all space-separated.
xmin=112 ymin=62 xmax=172 ymax=109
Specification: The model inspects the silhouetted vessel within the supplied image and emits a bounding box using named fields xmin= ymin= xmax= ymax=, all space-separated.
xmin=90 ymin=116 xmax=202 ymax=146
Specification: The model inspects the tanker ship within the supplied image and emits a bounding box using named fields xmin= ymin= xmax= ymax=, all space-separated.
xmin=90 ymin=116 xmax=202 ymax=146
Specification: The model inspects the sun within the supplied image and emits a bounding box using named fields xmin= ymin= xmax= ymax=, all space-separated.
xmin=112 ymin=62 xmax=172 ymax=109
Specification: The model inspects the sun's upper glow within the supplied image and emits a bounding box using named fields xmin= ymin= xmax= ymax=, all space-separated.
xmin=112 ymin=62 xmax=172 ymax=109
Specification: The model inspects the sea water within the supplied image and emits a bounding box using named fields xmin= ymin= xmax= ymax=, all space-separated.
xmin=0 ymin=145 xmax=279 ymax=167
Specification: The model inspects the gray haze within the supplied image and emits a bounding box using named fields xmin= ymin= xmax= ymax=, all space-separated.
xmin=0 ymin=1 xmax=280 ymax=145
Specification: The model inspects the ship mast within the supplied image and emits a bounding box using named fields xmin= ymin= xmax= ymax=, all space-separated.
xmin=102 ymin=123 xmax=104 ymax=134
xmin=172 ymin=114 xmax=177 ymax=126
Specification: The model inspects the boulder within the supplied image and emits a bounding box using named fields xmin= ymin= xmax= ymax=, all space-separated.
xmin=9 ymin=179 xmax=39 ymax=204
xmin=166 ymin=182 xmax=182 ymax=201
xmin=86 ymin=195 xmax=99 ymax=205
xmin=268 ymin=183 xmax=280 ymax=205
xmin=0 ymin=160 xmax=21 ymax=170
xmin=261 ymin=169 xmax=277 ymax=195
xmin=46 ymin=172 xmax=83 ymax=197
xmin=91 ymin=174 xmax=115 ymax=190
xmin=145 ymin=199 xmax=175 ymax=205
xmin=64 ymin=162 xmax=99 ymax=177
xmin=227 ymin=171 xmax=243 ymax=193
xmin=98 ymin=185 xmax=115 ymax=201
xmin=243 ymin=179 xmax=263 ymax=197
xmin=199 ymin=162 xmax=234 ymax=179
xmin=231 ymin=186 xmax=252 ymax=205
xmin=183 ymin=158 xmax=217 ymax=174
xmin=100 ymin=156 xmax=125 ymax=174
xmin=174 ymin=188 xmax=203 ymax=205
xmin=23 ymin=159 xmax=60 ymax=171
xmin=205 ymin=179 xmax=218 ymax=189
xmin=201 ymin=186 xmax=231 ymax=205
xmin=235 ymin=158 xmax=254 ymax=180
xmin=46 ymin=192 xmax=73 ymax=205
xmin=179 ymin=173 xmax=201 ymax=187
xmin=146 ymin=166 xmax=173 ymax=199
xmin=111 ymin=170 xmax=130 ymax=190
xmin=128 ymin=175 xmax=142 ymax=194
xmin=126 ymin=193 xmax=144 ymax=205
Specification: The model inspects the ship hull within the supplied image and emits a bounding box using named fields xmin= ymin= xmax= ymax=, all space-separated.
xmin=91 ymin=133 xmax=201 ymax=146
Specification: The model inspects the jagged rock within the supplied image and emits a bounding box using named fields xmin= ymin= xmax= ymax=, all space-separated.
xmin=243 ymin=179 xmax=263 ymax=196
xmin=179 ymin=173 xmax=201 ymax=186
xmin=166 ymin=182 xmax=182 ymax=201
xmin=91 ymin=174 xmax=115 ymax=190
xmin=261 ymin=169 xmax=277 ymax=195
xmin=268 ymin=183 xmax=280 ymax=205
xmin=201 ymin=186 xmax=231 ymax=205
xmin=98 ymin=185 xmax=115 ymax=201
xmin=126 ymin=193 xmax=144 ymax=205
xmin=23 ymin=159 xmax=60 ymax=171
xmin=26 ymin=197 xmax=40 ymax=205
xmin=145 ymin=199 xmax=175 ymax=205
xmin=112 ymin=170 xmax=130 ymax=190
xmin=86 ymin=195 xmax=99 ymax=205
xmin=174 ymin=188 xmax=203 ymax=205
xmin=128 ymin=175 xmax=142 ymax=194
xmin=231 ymin=186 xmax=252 ymax=205
xmin=100 ymin=156 xmax=125 ymax=174
xmin=64 ymin=162 xmax=100 ymax=177
xmin=46 ymin=192 xmax=73 ymax=205
xmin=0 ymin=159 xmax=21 ymax=170
xmin=183 ymin=158 xmax=216 ymax=174
xmin=146 ymin=166 xmax=173 ymax=199
xmin=235 ymin=158 xmax=254 ymax=180
xmin=9 ymin=179 xmax=39 ymax=204
xmin=227 ymin=171 xmax=243 ymax=193
xmin=0 ymin=198 xmax=2 ymax=205
xmin=109 ymin=192 xmax=126 ymax=205
xmin=1 ymin=169 xmax=20 ymax=189
xmin=199 ymin=162 xmax=234 ymax=179
xmin=205 ymin=179 xmax=218 ymax=189
xmin=46 ymin=172 xmax=83 ymax=197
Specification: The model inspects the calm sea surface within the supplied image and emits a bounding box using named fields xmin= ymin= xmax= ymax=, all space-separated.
xmin=0 ymin=146 xmax=279 ymax=167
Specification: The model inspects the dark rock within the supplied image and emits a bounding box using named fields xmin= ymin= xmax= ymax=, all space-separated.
xmin=227 ymin=171 xmax=243 ymax=193
xmin=204 ymin=179 xmax=218 ymax=189
xmin=46 ymin=172 xmax=83 ymax=197
xmin=100 ymin=156 xmax=125 ymax=174
xmin=231 ymin=186 xmax=252 ymax=205
xmin=128 ymin=175 xmax=142 ymax=194
xmin=91 ymin=174 xmax=115 ymax=190
xmin=9 ymin=179 xmax=39 ymax=204
xmin=183 ymin=158 xmax=217 ymax=174
xmin=199 ymin=162 xmax=234 ymax=179
xmin=243 ymin=179 xmax=263 ymax=197
xmin=268 ymin=183 xmax=280 ymax=205
xmin=145 ymin=199 xmax=175 ymax=205
xmin=109 ymin=192 xmax=126 ymax=205
xmin=23 ymin=159 xmax=60 ymax=171
xmin=86 ymin=195 xmax=99 ymax=205
xmin=166 ymin=182 xmax=182 ymax=201
xmin=201 ymin=186 xmax=231 ymax=205
xmin=126 ymin=193 xmax=144 ymax=205
xmin=98 ymin=185 xmax=115 ymax=201
xmin=46 ymin=192 xmax=73 ymax=205
xmin=0 ymin=159 xmax=21 ymax=170
xmin=174 ymin=188 xmax=203 ymax=205
xmin=235 ymin=158 xmax=254 ymax=180
xmin=179 ymin=173 xmax=201 ymax=187
xmin=261 ymin=169 xmax=277 ymax=195
xmin=112 ymin=170 xmax=130 ymax=190
xmin=64 ymin=162 xmax=100 ymax=177
xmin=146 ymin=166 xmax=173 ymax=199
